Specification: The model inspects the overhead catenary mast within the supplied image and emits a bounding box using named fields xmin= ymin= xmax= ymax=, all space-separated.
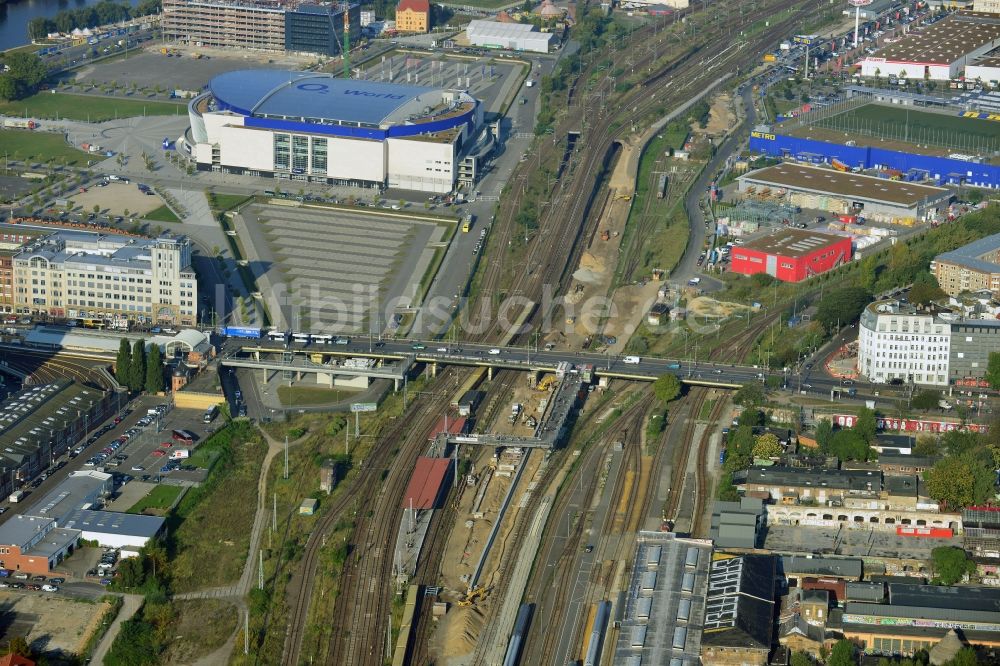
xmin=343 ymin=2 xmax=351 ymax=79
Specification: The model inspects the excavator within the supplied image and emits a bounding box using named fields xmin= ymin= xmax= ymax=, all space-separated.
xmin=457 ymin=586 xmax=490 ymax=607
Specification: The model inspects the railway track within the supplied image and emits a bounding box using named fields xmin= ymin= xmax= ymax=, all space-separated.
xmin=282 ymin=369 xmax=458 ymax=665
xmin=326 ymin=383 xmax=458 ymax=666
xmin=525 ymin=392 xmax=651 ymax=665
xmin=321 ymin=0 xmax=825 ymax=660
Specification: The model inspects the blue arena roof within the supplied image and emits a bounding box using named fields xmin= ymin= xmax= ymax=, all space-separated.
xmin=209 ymin=70 xmax=440 ymax=126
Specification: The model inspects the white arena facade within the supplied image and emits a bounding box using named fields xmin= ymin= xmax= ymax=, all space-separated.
xmin=187 ymin=70 xmax=485 ymax=193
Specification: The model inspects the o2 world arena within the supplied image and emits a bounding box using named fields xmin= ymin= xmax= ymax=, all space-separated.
xmin=186 ymin=70 xmax=486 ymax=193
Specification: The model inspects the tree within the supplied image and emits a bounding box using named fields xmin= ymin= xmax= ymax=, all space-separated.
xmin=909 ymin=273 xmax=946 ymax=305
xmin=855 ymin=407 xmax=877 ymax=444
xmin=826 ymin=429 xmax=870 ymax=461
xmin=815 ymin=419 xmax=833 ymax=449
xmin=116 ymin=338 xmax=132 ymax=387
xmin=912 ymin=389 xmax=943 ymax=411
xmin=4 ymin=636 xmax=29 ymax=657
xmin=790 ymin=653 xmax=813 ymax=666
xmin=753 ymin=433 xmax=782 ymax=458
xmin=816 ymin=286 xmax=871 ymax=333
xmin=986 ymin=352 xmax=1000 ymax=390
xmin=827 ymin=639 xmax=857 ymax=666
xmin=653 ymin=374 xmax=681 ymax=403
xmin=924 ymin=452 xmax=995 ymax=509
xmin=734 ymin=383 xmax=765 ymax=408
xmin=944 ymin=647 xmax=981 ymax=666
xmin=931 ymin=546 xmax=975 ymax=585
xmin=145 ymin=344 xmax=163 ymax=394
xmin=130 ymin=339 xmax=146 ymax=392
xmin=0 ymin=52 xmax=49 ymax=101
xmin=93 ymin=204 xmax=101 ymax=215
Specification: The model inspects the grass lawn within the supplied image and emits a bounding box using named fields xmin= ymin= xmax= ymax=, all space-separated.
xmin=161 ymin=600 xmax=239 ymax=664
xmin=127 ymin=484 xmax=182 ymax=514
xmin=144 ymin=204 xmax=180 ymax=223
xmin=168 ymin=422 xmax=266 ymax=593
xmin=277 ymin=385 xmax=353 ymax=407
xmin=818 ymin=103 xmax=1000 ymax=151
xmin=0 ymin=92 xmax=185 ymax=122
xmin=208 ymin=192 xmax=253 ymax=213
xmin=0 ymin=129 xmax=91 ymax=166
xmin=699 ymin=398 xmax=717 ymax=421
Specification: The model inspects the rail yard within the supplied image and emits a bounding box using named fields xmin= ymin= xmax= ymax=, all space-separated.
xmin=0 ymin=0 xmax=990 ymax=660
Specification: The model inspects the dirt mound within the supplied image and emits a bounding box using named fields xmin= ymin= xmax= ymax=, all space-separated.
xmin=688 ymin=296 xmax=752 ymax=319
xmin=437 ymin=605 xmax=486 ymax=661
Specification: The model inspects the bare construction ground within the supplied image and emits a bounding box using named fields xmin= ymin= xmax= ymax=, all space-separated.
xmin=429 ymin=381 xmax=549 ymax=664
xmin=0 ymin=592 xmax=110 ymax=658
xmin=70 ymin=181 xmax=163 ymax=217
xmin=245 ymin=204 xmax=452 ymax=333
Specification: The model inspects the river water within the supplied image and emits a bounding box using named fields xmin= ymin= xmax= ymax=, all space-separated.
xmin=0 ymin=0 xmax=132 ymax=52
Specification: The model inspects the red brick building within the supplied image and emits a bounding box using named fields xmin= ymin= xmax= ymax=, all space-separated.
xmin=730 ymin=229 xmax=852 ymax=283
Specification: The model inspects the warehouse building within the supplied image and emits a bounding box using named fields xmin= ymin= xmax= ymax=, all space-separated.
xmin=187 ymin=70 xmax=486 ymax=193
xmin=163 ymin=0 xmax=360 ymax=56
xmin=464 ymin=20 xmax=554 ymax=53
xmin=737 ymin=163 xmax=951 ymax=224
xmin=613 ymin=532 xmax=713 ymax=664
xmin=0 ymin=381 xmax=113 ymax=500
xmin=13 ymin=231 xmax=197 ymax=327
xmin=0 ymin=515 xmax=80 ymax=575
xmin=842 ymin=583 xmax=1000 ymax=655
xmin=729 ymin=228 xmax=853 ymax=282
xmin=700 ymin=554 xmax=777 ymax=666
xmin=931 ymin=232 xmax=1000 ymax=297
xmin=859 ymin=11 xmax=1000 ymax=80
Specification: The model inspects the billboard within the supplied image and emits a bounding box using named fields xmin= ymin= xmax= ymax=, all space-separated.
xmin=350 ymin=402 xmax=377 ymax=413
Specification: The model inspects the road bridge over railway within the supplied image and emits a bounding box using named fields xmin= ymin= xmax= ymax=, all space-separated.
xmin=225 ymin=338 xmax=757 ymax=387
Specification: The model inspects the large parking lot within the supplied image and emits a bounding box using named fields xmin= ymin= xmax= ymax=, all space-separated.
xmin=78 ymin=403 xmax=215 ymax=487
xmin=244 ymin=203 xmax=451 ymax=334
xmin=72 ymin=48 xmax=306 ymax=94
xmin=357 ymin=53 xmax=523 ymax=115
xmin=764 ymin=524 xmax=951 ymax=559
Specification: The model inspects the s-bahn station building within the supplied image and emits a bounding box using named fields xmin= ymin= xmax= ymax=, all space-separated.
xmin=186 ymin=70 xmax=486 ymax=193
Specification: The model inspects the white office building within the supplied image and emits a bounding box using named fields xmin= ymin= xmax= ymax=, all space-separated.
xmin=858 ymin=301 xmax=951 ymax=386
xmin=13 ymin=231 xmax=197 ymax=327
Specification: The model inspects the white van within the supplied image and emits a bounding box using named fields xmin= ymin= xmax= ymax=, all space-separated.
xmin=488 ymin=348 xmax=501 ymax=355
xmin=624 ymin=356 xmax=641 ymax=365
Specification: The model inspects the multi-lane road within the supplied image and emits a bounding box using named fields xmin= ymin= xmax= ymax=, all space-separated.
xmin=224 ymin=335 xmax=899 ymax=406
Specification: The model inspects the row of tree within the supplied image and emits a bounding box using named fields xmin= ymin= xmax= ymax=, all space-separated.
xmin=116 ymin=338 xmax=164 ymax=394
xmin=27 ymin=0 xmax=161 ymax=42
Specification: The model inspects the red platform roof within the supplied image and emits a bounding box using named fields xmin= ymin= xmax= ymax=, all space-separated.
xmin=402 ymin=457 xmax=451 ymax=510
xmin=430 ymin=415 xmax=467 ymax=438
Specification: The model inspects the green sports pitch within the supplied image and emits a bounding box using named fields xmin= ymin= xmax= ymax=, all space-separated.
xmin=814 ymin=103 xmax=1000 ymax=153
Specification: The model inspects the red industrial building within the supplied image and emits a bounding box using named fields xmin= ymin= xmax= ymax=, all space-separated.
xmin=729 ymin=229 xmax=852 ymax=282
xmin=402 ymin=457 xmax=453 ymax=510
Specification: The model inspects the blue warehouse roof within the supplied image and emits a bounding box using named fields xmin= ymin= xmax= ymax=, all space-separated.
xmin=209 ymin=70 xmax=440 ymax=127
